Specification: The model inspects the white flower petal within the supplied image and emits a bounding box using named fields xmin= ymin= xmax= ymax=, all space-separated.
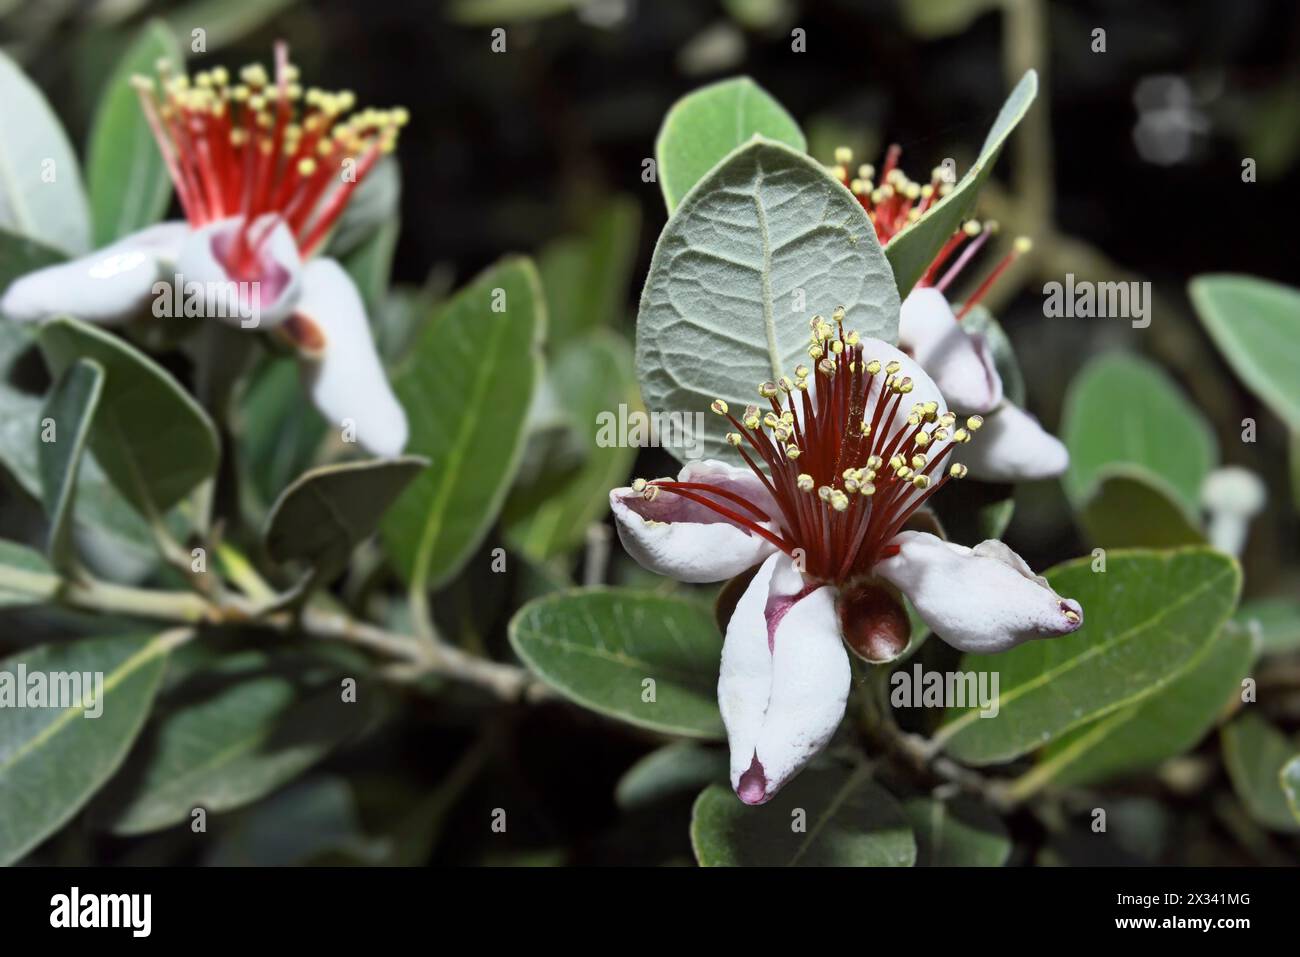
xmin=293 ymin=258 xmax=408 ymax=457
xmin=718 ymin=551 xmax=849 ymax=805
xmin=875 ymin=530 xmax=1083 ymax=654
xmin=899 ymin=287 xmax=1003 ymax=414
xmin=174 ymin=215 xmax=302 ymax=328
xmin=609 ymin=459 xmax=782 ymax=583
xmin=958 ymin=401 xmax=1068 ymax=482
xmin=1 ymin=221 xmax=188 ymax=324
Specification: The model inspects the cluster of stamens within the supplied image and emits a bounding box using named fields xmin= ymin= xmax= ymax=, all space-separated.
xmin=131 ymin=41 xmax=407 ymax=274
xmin=631 ymin=308 xmax=983 ymax=584
xmin=829 ymin=145 xmax=1031 ymax=319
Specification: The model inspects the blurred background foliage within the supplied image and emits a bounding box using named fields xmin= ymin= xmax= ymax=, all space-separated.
xmin=1 ymin=0 xmax=1298 ymax=865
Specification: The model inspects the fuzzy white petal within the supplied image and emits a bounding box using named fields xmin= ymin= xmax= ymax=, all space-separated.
xmin=1 ymin=221 xmax=188 ymax=324
xmin=294 ymin=258 xmax=408 ymax=457
xmin=958 ymin=401 xmax=1068 ymax=482
xmin=876 ymin=530 xmax=1083 ymax=654
xmin=174 ymin=215 xmax=302 ymax=328
xmin=719 ymin=552 xmax=850 ymax=805
xmin=609 ymin=459 xmax=781 ymax=583
xmin=899 ymin=287 xmax=1003 ymax=414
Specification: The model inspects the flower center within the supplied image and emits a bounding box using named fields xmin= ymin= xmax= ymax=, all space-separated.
xmin=131 ymin=41 xmax=406 ymax=261
xmin=636 ymin=309 xmax=982 ymax=585
xmin=828 ymin=144 xmax=1031 ymax=318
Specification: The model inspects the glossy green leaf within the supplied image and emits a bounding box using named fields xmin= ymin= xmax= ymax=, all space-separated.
xmin=0 ymin=50 xmax=91 ymax=254
xmin=326 ymin=156 xmax=400 ymax=259
xmin=0 ymin=633 xmax=171 ymax=865
xmin=691 ymin=765 xmax=916 ymax=866
xmin=0 ymin=227 xmax=65 ymax=289
xmin=1079 ymin=465 xmax=1205 ymax=549
xmin=265 ymin=457 xmax=427 ymax=568
xmin=538 ymin=196 xmax=640 ymax=346
xmin=503 ymin=333 xmax=640 ymax=561
xmin=1221 ymin=712 xmax=1300 ymax=833
xmin=937 ymin=548 xmax=1240 ymax=765
xmin=509 ymin=588 xmax=724 ymax=738
xmin=38 ymin=359 xmax=105 ymax=570
xmin=0 ymin=538 xmax=60 ymax=607
xmin=38 ymin=316 xmax=219 ymax=515
xmin=1035 ymin=626 xmax=1254 ymax=788
xmin=615 ymin=741 xmax=729 ymax=811
xmin=1190 ymin=274 xmax=1300 ymax=430
xmin=638 ymin=138 xmax=896 ymax=462
xmin=342 ymin=216 xmax=400 ymax=313
xmin=86 ymin=20 xmax=183 ymax=245
xmin=237 ymin=358 xmax=327 ymax=509
xmin=1061 ymin=352 xmax=1216 ymax=515
xmin=885 ymin=71 xmax=1036 ymax=298
xmin=162 ymin=0 xmax=300 ymax=51
xmin=1233 ymin=598 xmax=1300 ymax=656
xmin=383 ymin=256 xmax=544 ymax=590
xmin=903 ymin=794 xmax=1010 ymax=866
xmin=655 ymin=77 xmax=804 ymax=214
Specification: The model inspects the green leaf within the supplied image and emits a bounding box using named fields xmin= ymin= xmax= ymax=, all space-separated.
xmin=0 ymin=50 xmax=91 ymax=254
xmin=38 ymin=317 xmax=219 ymax=515
xmin=638 ymin=138 xmax=896 ymax=462
xmin=38 ymin=359 xmax=105 ymax=571
xmin=86 ymin=20 xmax=183 ymax=245
xmin=538 ymin=196 xmax=640 ymax=346
xmin=446 ymin=0 xmax=578 ymax=24
xmin=503 ymin=333 xmax=640 ymax=561
xmin=162 ymin=0 xmax=300 ymax=52
xmin=265 ymin=457 xmax=427 ymax=569
xmin=1282 ymin=757 xmax=1300 ymax=825
xmin=1061 ymin=352 xmax=1217 ymax=515
xmin=899 ymin=0 xmax=1002 ymax=37
xmin=884 ymin=71 xmax=1036 ymax=298
xmin=0 ymin=633 xmax=171 ymax=865
xmin=1078 ymin=465 xmax=1205 ymax=549
xmin=382 ymin=256 xmax=544 ymax=590
xmin=509 ymin=588 xmax=724 ymax=738
xmin=1034 ymin=626 xmax=1254 ymax=789
xmin=0 ymin=538 xmax=60 ymax=606
xmin=0 ymin=227 xmax=65 ymax=288
xmin=1221 ymin=712 xmax=1300 ymax=833
xmin=615 ymin=741 xmax=729 ymax=811
xmin=1233 ymin=598 xmax=1300 ymax=656
xmin=237 ymin=358 xmax=327 ymax=509
xmin=655 ymin=77 xmax=805 ymax=214
xmin=937 ymin=548 xmax=1241 ymax=765
xmin=342 ymin=216 xmax=400 ymax=313
xmin=903 ymin=794 xmax=1010 ymax=866
xmin=96 ymin=653 xmax=387 ymax=835
xmin=326 ymin=156 xmax=400 ymax=259
xmin=1190 ymin=274 xmax=1300 ymax=430
xmin=690 ymin=765 xmax=916 ymax=866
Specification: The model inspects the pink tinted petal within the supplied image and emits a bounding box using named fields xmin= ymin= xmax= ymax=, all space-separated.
xmin=899 ymin=287 xmax=1003 ymax=414
xmin=175 ymin=215 xmax=302 ymax=328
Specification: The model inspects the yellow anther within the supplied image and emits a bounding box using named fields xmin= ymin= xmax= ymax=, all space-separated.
xmin=759 ymin=381 xmax=778 ymax=398
xmin=797 ymin=474 xmax=815 ymax=493
xmin=1014 ymin=236 xmax=1033 ymax=254
xmin=912 ymin=475 xmax=931 ymax=490
xmin=966 ymin=415 xmax=984 ymax=431
xmin=860 ymin=481 xmax=876 ymax=497
xmin=794 ymin=364 xmax=809 ymax=379
xmin=858 ymin=164 xmax=875 ymax=180
xmin=911 ymin=454 xmax=927 ymax=469
xmin=933 ymin=428 xmax=950 ymax=442
xmin=773 ymin=427 xmax=790 ymax=443
xmin=896 ymin=378 xmax=914 ymax=394
xmin=818 ymin=358 xmax=837 ymax=377
xmin=889 ymin=455 xmax=905 ymax=471
xmin=296 ymin=158 xmax=317 ymax=176
xmin=850 ymin=178 xmax=868 ymax=195
xmin=963 ymin=220 xmax=981 ymax=237
xmin=845 ymin=330 xmax=860 ymax=347
xmin=885 ymin=360 xmax=901 ymax=375
xmin=818 ymin=485 xmax=833 ymax=503
xmin=785 ymin=444 xmax=802 ymax=460
xmin=631 ymin=478 xmax=647 ymax=493
xmin=778 ymin=376 xmax=793 ymax=393
xmin=865 ymin=359 xmax=881 ymax=376
xmin=763 ymin=412 xmax=780 ymax=429
xmin=949 ymin=463 xmax=969 ymax=479
xmin=831 ymin=305 xmax=846 ymax=325
xmin=896 ymin=466 xmax=913 ymax=480
xmin=867 ymin=456 xmax=883 ymax=469
xmin=831 ymin=340 xmax=844 ymax=355
xmin=643 ymin=484 xmax=660 ymax=502
xmin=834 ymin=146 xmax=853 ymax=165
xmin=808 ymin=344 xmax=824 ymax=360
xmin=860 ymin=420 xmax=872 ymax=436
xmin=711 ymin=399 xmax=729 ymax=415
xmin=913 ymin=430 xmax=931 ymax=447
xmin=953 ymin=427 xmax=970 ymax=443
xmin=1063 ymin=608 xmax=1081 ymax=623
xmin=726 ymin=432 xmax=742 ymax=447
xmin=829 ymin=490 xmax=849 ymax=512
xmin=830 ymin=164 xmax=848 ymax=181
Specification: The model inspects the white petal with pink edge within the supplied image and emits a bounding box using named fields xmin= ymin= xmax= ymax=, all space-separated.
xmin=1 ymin=221 xmax=189 ymax=325
xmin=718 ymin=552 xmax=850 ymax=805
xmin=899 ymin=287 xmax=1003 ymax=414
xmin=609 ymin=459 xmax=782 ymax=583
xmin=875 ymin=530 xmax=1083 ymax=654
xmin=958 ymin=401 xmax=1068 ymax=482
xmin=174 ymin=215 xmax=302 ymax=328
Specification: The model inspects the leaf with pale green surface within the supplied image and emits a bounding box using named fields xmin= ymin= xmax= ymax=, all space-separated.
xmin=382 ymin=257 xmax=544 ymax=590
xmin=538 ymin=196 xmax=640 ymax=346
xmin=509 ymin=588 xmax=724 ymax=738
xmin=884 ymin=71 xmax=1037 ymax=298
xmin=1061 ymin=352 xmax=1217 ymax=515
xmin=1190 ymin=274 xmax=1300 ymax=430
xmin=38 ymin=359 xmax=105 ymax=571
xmin=1221 ymin=712 xmax=1300 ymax=833
xmin=655 ymin=77 xmax=805 ymax=214
xmin=38 ymin=316 xmax=220 ymax=516
xmin=0 ymin=50 xmax=91 ymax=254
xmin=0 ymin=539 xmax=60 ymax=607
xmin=1282 ymin=757 xmax=1300 ymax=825
xmin=903 ymin=794 xmax=1010 ymax=866
xmin=1233 ymin=598 xmax=1300 ymax=656
xmin=265 ymin=457 xmax=427 ymax=569
xmin=0 ymin=227 xmax=65 ymax=289
xmin=615 ymin=741 xmax=729 ymax=810
xmin=691 ymin=765 xmax=916 ymax=866
xmin=1079 ymin=465 xmax=1205 ymax=549
xmin=0 ymin=633 xmax=171 ymax=865
xmin=638 ymin=138 xmax=897 ymax=462
xmin=86 ymin=20 xmax=183 ymax=245
xmin=1034 ymin=627 xmax=1254 ymax=789
xmin=326 ymin=156 xmax=400 ymax=259
xmin=937 ymin=548 xmax=1240 ymax=765
xmin=237 ymin=358 xmax=327 ymax=509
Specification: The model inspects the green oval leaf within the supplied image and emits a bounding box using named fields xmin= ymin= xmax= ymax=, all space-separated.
xmin=1061 ymin=352 xmax=1217 ymax=515
xmin=884 ymin=70 xmax=1036 ymax=298
xmin=0 ymin=227 xmax=65 ymax=289
xmin=690 ymin=765 xmax=916 ymax=866
xmin=509 ymin=588 xmax=724 ymax=738
xmin=903 ymin=794 xmax=1010 ymax=866
xmin=936 ymin=548 xmax=1241 ymax=765
xmin=638 ymin=138 xmax=897 ymax=462
xmin=1233 ymin=598 xmax=1300 ymax=656
xmin=86 ymin=20 xmax=183 ymax=245
xmin=615 ymin=741 xmax=729 ymax=811
xmin=0 ymin=538 xmax=60 ymax=607
xmin=538 ymin=196 xmax=641 ymax=347
xmin=383 ymin=256 xmax=544 ymax=591
xmin=38 ymin=316 xmax=220 ymax=516
xmin=1221 ymin=712 xmax=1300 ymax=833
xmin=38 ymin=359 xmax=105 ymax=571
xmin=0 ymin=50 xmax=91 ymax=254
xmin=0 ymin=633 xmax=171 ymax=864
xmin=1078 ymin=465 xmax=1205 ymax=549
xmin=656 ymin=77 xmax=805 ymax=214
